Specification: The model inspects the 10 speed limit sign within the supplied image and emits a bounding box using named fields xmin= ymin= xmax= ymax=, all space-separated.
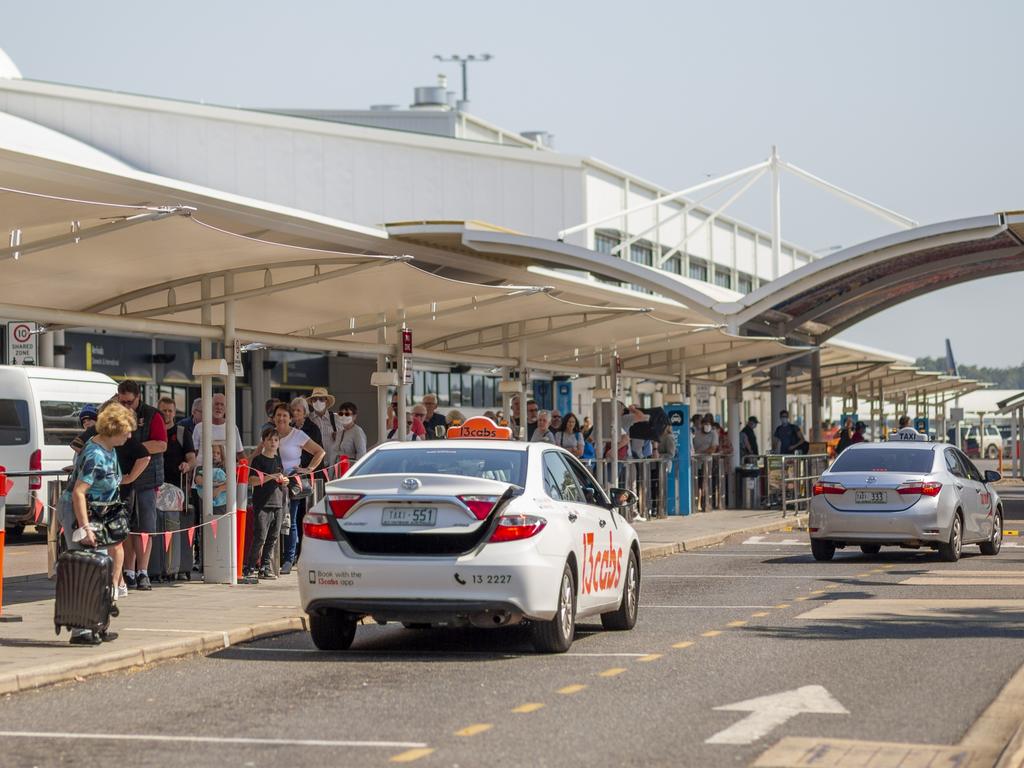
xmin=6 ymin=321 xmax=37 ymax=365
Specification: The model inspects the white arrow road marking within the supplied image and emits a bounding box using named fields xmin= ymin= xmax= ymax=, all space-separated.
xmin=705 ymin=685 xmax=848 ymax=745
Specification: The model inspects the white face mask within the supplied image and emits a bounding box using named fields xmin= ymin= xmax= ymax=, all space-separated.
xmin=312 ymin=400 xmax=327 ymax=413
xmin=702 ymin=424 xmax=711 ymax=433
xmin=339 ymin=415 xmax=354 ymax=427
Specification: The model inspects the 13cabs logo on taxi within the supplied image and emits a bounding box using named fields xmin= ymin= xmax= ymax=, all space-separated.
xmin=581 ymin=531 xmax=623 ymax=594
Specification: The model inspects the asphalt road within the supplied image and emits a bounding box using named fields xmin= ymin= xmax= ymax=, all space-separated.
xmin=2 ymin=487 xmax=1023 ymax=767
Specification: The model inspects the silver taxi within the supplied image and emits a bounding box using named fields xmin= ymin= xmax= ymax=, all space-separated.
xmin=808 ymin=433 xmax=1003 ymax=562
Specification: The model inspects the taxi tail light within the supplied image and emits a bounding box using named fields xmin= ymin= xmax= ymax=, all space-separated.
xmin=898 ymin=481 xmax=942 ymax=497
xmin=29 ymin=449 xmax=41 ymax=490
xmin=813 ymin=481 xmax=845 ymax=496
xmin=303 ymin=512 xmax=334 ymax=541
xmin=489 ymin=514 xmax=547 ymax=543
xmin=458 ymin=495 xmax=500 ymax=520
xmin=327 ymin=493 xmax=364 ymax=518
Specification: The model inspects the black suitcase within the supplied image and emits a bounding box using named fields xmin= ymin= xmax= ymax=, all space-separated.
xmin=54 ymin=550 xmax=115 ymax=636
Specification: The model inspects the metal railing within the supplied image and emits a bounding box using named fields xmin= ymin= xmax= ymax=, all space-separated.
xmin=593 ymin=456 xmax=674 ymax=519
xmin=691 ymin=454 xmax=730 ymax=512
xmin=747 ymin=454 xmax=828 ymax=516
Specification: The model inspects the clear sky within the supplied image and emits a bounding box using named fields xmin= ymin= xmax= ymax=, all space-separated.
xmin=3 ymin=1 xmax=1022 ymax=367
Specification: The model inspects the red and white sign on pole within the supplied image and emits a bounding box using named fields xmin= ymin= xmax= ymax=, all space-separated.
xmin=6 ymin=322 xmax=37 ymax=366
xmin=401 ymin=328 xmax=413 ymax=385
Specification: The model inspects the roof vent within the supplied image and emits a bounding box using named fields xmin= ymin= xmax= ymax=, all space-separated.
xmin=411 ymin=73 xmax=451 ymax=110
xmin=521 ymin=131 xmax=554 ymax=149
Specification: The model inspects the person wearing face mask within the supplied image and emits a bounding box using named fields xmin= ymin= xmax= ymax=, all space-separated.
xmin=772 ymin=409 xmax=804 ymax=455
xmin=692 ymin=415 xmax=719 ymax=456
xmin=336 ymin=401 xmax=367 ymax=462
xmin=307 ymin=387 xmax=343 ymax=470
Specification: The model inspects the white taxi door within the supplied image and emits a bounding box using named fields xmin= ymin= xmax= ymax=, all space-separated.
xmin=541 ymin=450 xmax=603 ymax=614
xmin=557 ymin=451 xmax=627 ymax=612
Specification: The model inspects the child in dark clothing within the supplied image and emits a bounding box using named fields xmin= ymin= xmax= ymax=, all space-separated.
xmin=244 ymin=427 xmax=289 ymax=582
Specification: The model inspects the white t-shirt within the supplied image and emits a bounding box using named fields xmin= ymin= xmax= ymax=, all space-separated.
xmin=277 ymin=427 xmax=310 ymax=473
xmin=192 ymin=422 xmax=244 ymax=455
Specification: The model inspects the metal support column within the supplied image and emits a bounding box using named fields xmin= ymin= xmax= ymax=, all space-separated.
xmin=770 ymin=145 xmax=781 ymax=280
xmin=727 ymin=364 xmax=742 ymax=508
xmin=809 ymin=351 xmax=823 ymax=442
xmin=770 ymin=364 xmax=787 ymax=434
xmin=518 ymin=326 xmax=529 ymax=440
xmin=376 ymin=314 xmax=388 ymax=444
xmin=199 ymin=278 xmax=216 ymax=581
xmin=222 ymin=282 xmax=238 ymax=585
xmin=610 ymin=356 xmax=620 ymax=488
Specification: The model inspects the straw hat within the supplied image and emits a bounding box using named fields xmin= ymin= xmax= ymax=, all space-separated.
xmin=308 ymin=386 xmax=335 ymax=409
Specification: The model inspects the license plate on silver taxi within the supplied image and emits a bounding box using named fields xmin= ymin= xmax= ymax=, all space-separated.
xmin=382 ymin=507 xmax=437 ymax=526
xmin=855 ymin=491 xmax=888 ymax=504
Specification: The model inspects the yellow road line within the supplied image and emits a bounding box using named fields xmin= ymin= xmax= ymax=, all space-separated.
xmin=775 ymin=603 xmax=791 ymax=609
xmin=558 ymin=684 xmax=587 ymax=695
xmin=811 ymin=589 xmax=827 ymax=595
xmin=637 ymin=653 xmax=662 ymax=662
xmin=390 ymin=747 xmax=435 ymax=762
xmin=599 ymin=668 xmax=627 ymax=677
xmin=702 ymin=630 xmax=722 ymax=637
xmin=795 ymin=596 xmax=810 ymax=601
xmin=856 ymin=573 xmax=872 ymax=578
xmin=512 ymin=702 xmax=545 ymax=713
xmin=751 ymin=611 xmax=770 ymax=618
xmin=883 ymin=564 xmax=895 ymax=569
xmin=726 ymin=620 xmax=748 ymax=628
xmin=672 ymin=641 xmax=695 ymax=649
xmin=455 ymin=723 xmax=493 ymax=737
xmin=824 ymin=585 xmax=839 ymax=590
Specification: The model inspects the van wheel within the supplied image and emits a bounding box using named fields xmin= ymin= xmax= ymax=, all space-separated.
xmin=601 ymin=549 xmax=639 ymax=631
xmin=986 ymin=444 xmax=1000 ymax=460
xmin=811 ymin=539 xmax=836 ymax=562
xmin=980 ymin=511 xmax=1002 ymax=556
xmin=860 ymin=545 xmax=882 ymax=556
xmin=938 ymin=514 xmax=963 ymax=562
xmin=532 ymin=562 xmax=576 ymax=653
xmin=309 ymin=610 xmax=357 ymax=651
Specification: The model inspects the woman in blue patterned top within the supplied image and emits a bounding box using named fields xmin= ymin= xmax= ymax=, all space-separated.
xmin=60 ymin=402 xmax=135 ymax=645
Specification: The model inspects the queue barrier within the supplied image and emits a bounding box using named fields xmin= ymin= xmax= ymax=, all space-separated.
xmin=691 ymin=454 xmax=730 ymax=512
xmin=593 ymin=456 xmax=682 ymax=519
xmin=745 ymin=454 xmax=829 ymax=516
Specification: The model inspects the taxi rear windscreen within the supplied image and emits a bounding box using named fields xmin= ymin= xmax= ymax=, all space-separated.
xmin=831 ymin=448 xmax=934 ymax=473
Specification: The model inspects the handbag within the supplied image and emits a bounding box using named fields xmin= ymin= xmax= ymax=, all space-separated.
xmin=88 ymin=501 xmax=130 ymax=546
xmin=287 ymin=470 xmax=314 ymax=500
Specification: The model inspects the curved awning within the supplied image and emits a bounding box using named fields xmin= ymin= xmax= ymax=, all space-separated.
xmin=720 ymin=214 xmax=1024 ymax=341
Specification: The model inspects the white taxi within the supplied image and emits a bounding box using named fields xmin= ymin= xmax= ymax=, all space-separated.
xmin=297 ymin=417 xmax=641 ymax=653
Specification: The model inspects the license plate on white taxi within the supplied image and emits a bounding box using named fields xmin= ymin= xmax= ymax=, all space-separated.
xmin=855 ymin=491 xmax=888 ymax=504
xmin=382 ymin=507 xmax=437 ymax=526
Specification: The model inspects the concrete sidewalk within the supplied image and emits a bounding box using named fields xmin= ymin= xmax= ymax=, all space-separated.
xmin=0 ymin=507 xmax=802 ymax=696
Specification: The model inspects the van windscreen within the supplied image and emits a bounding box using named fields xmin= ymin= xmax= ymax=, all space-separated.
xmin=0 ymin=399 xmax=30 ymax=446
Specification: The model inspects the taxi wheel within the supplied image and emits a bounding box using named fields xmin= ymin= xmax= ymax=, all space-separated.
xmin=309 ymin=610 xmax=357 ymax=651
xmin=860 ymin=545 xmax=882 ymax=556
xmin=811 ymin=539 xmax=835 ymax=562
xmin=601 ymin=549 xmax=639 ymax=631
xmin=980 ymin=511 xmax=1002 ymax=556
xmin=532 ymin=562 xmax=576 ymax=653
xmin=938 ymin=514 xmax=963 ymax=562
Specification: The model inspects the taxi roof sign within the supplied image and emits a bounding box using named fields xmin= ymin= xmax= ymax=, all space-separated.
xmin=888 ymin=429 xmax=929 ymax=442
xmin=447 ymin=416 xmax=513 ymax=440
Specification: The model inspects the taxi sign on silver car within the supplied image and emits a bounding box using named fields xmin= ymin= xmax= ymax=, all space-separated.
xmin=888 ymin=428 xmax=929 ymax=442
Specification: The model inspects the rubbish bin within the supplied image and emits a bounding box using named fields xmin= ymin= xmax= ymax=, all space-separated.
xmin=737 ymin=465 xmax=761 ymax=509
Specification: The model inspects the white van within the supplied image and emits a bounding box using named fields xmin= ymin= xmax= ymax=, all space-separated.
xmin=0 ymin=366 xmax=117 ymax=536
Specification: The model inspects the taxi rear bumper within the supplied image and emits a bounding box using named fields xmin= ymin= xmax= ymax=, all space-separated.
xmin=306 ymin=597 xmax=525 ymax=628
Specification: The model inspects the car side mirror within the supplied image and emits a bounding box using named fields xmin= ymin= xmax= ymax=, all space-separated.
xmin=984 ymin=470 xmax=1001 ymax=484
xmin=608 ymin=487 xmax=639 ymax=518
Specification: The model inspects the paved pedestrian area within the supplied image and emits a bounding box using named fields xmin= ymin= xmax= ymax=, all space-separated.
xmin=0 ymin=508 xmax=801 ymax=695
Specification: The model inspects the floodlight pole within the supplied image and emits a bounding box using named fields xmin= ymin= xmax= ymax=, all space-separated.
xmin=433 ymin=54 xmax=493 ymax=104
